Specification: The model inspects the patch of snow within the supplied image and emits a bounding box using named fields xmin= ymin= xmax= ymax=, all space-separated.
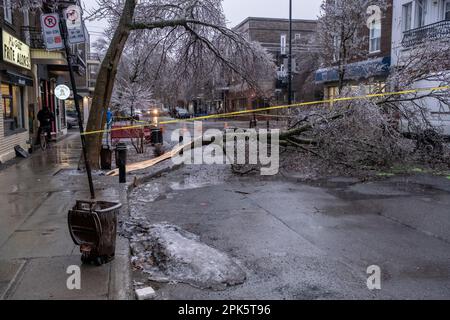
xmin=128 ymin=223 xmax=246 ymax=290
xmin=135 ymin=287 xmax=156 ymax=300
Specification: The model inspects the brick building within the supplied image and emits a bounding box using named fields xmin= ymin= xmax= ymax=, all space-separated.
xmin=0 ymin=2 xmax=34 ymax=162
xmin=0 ymin=1 xmax=98 ymax=163
xmin=315 ymin=1 xmax=393 ymax=99
xmin=195 ymin=17 xmax=319 ymax=112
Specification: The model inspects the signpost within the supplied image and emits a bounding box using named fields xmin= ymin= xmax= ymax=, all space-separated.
xmin=64 ymin=5 xmax=86 ymax=45
xmin=59 ymin=12 xmax=95 ymax=199
xmin=41 ymin=13 xmax=64 ymax=51
xmin=40 ymin=7 xmax=96 ymax=199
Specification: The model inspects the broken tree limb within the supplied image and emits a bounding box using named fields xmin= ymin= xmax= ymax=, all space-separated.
xmin=106 ymin=136 xmax=212 ymax=176
xmin=279 ymin=113 xmax=345 ymax=141
xmin=280 ymin=123 xmax=312 ymax=140
xmin=288 ymin=136 xmax=317 ymax=145
xmin=285 ymin=139 xmax=322 ymax=158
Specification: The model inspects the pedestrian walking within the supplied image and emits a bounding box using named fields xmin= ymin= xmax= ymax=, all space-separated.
xmin=37 ymin=107 xmax=55 ymax=146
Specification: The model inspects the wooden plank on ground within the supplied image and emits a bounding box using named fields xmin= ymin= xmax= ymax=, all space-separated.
xmin=106 ymin=140 xmax=196 ymax=177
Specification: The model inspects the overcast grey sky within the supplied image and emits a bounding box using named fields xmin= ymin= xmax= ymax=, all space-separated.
xmin=223 ymin=0 xmax=322 ymax=26
xmin=84 ymin=0 xmax=323 ymax=43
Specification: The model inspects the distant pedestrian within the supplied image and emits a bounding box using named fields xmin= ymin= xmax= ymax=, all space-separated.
xmin=106 ymin=107 xmax=113 ymax=146
xmin=37 ymin=107 xmax=55 ymax=145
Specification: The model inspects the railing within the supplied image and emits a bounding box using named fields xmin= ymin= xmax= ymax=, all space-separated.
xmin=22 ymin=26 xmax=87 ymax=76
xmin=71 ymin=54 xmax=87 ymax=76
xmin=88 ymin=80 xmax=97 ymax=88
xmin=402 ymin=20 xmax=450 ymax=48
xmin=21 ymin=26 xmax=45 ymax=49
xmin=87 ymin=53 xmax=101 ymax=62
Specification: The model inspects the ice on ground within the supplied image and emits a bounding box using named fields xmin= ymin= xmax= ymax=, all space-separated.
xmin=129 ymin=223 xmax=246 ymax=290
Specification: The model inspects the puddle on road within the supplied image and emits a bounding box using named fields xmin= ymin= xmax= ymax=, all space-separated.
xmin=130 ymin=164 xmax=234 ymax=205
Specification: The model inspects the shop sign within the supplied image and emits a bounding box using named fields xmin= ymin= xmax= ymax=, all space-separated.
xmin=55 ymin=84 xmax=71 ymax=100
xmin=2 ymin=30 xmax=31 ymax=70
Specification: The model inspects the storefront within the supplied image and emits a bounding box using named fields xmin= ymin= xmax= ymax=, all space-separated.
xmin=0 ymin=29 xmax=33 ymax=162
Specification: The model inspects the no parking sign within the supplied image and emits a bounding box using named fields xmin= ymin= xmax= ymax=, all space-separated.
xmin=64 ymin=5 xmax=86 ymax=45
xmin=41 ymin=13 xmax=64 ymax=50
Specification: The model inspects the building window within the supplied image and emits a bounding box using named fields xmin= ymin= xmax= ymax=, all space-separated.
xmin=333 ymin=36 xmax=341 ymax=62
xmin=416 ymin=0 xmax=427 ymax=28
xmin=403 ymin=2 xmax=413 ymax=31
xmin=369 ymin=19 xmax=381 ymax=53
xmin=2 ymin=83 xmax=25 ymax=134
xmin=295 ymin=33 xmax=301 ymax=41
xmin=280 ymin=34 xmax=287 ymax=55
xmin=445 ymin=0 xmax=450 ymax=20
xmin=2 ymin=83 xmax=13 ymax=120
xmin=4 ymin=0 xmax=12 ymax=24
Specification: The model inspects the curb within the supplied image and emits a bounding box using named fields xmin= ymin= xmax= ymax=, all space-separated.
xmin=108 ymin=160 xmax=182 ymax=300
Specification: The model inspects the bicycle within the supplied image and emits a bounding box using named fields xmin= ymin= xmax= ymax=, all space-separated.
xmin=39 ymin=127 xmax=51 ymax=151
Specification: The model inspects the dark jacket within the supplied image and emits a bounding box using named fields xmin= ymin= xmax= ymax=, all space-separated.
xmin=37 ymin=108 xmax=55 ymax=127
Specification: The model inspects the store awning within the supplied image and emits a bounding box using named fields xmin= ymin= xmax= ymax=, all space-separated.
xmin=315 ymin=56 xmax=391 ymax=84
xmin=30 ymin=49 xmax=66 ymax=65
xmin=1 ymin=70 xmax=33 ymax=86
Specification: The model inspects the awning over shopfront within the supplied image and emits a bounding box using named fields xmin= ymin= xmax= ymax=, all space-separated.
xmin=30 ymin=49 xmax=66 ymax=65
xmin=1 ymin=70 xmax=33 ymax=86
xmin=315 ymin=56 xmax=391 ymax=84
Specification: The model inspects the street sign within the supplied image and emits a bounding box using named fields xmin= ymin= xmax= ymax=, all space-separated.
xmin=55 ymin=84 xmax=71 ymax=100
xmin=41 ymin=13 xmax=64 ymax=50
xmin=64 ymin=5 xmax=86 ymax=45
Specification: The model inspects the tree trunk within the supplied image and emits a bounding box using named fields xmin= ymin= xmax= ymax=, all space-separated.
xmin=84 ymin=0 xmax=136 ymax=169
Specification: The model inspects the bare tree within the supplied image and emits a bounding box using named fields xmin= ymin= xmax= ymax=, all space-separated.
xmin=81 ymin=0 xmax=275 ymax=168
xmin=318 ymin=0 xmax=387 ymax=93
xmin=280 ymin=1 xmax=450 ymax=171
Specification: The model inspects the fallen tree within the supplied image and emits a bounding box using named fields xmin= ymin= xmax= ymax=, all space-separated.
xmin=84 ymin=0 xmax=275 ymax=169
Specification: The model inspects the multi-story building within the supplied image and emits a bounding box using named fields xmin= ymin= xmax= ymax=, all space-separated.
xmin=195 ymin=17 xmax=319 ymax=115
xmin=0 ymin=2 xmax=34 ymax=162
xmin=0 ymin=1 xmax=98 ymax=163
xmin=315 ymin=1 xmax=393 ymax=99
xmin=228 ymin=17 xmax=319 ymax=111
xmin=391 ymin=0 xmax=450 ymax=135
xmin=25 ymin=0 xmax=91 ymax=139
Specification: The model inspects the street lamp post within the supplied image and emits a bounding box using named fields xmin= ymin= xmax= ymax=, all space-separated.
xmin=288 ymin=0 xmax=293 ymax=106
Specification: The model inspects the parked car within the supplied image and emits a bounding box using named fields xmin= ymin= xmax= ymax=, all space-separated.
xmin=175 ymin=107 xmax=190 ymax=119
xmin=66 ymin=111 xmax=79 ymax=129
xmin=161 ymin=107 xmax=170 ymax=116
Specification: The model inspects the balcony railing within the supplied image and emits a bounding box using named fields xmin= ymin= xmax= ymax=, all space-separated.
xmin=22 ymin=26 xmax=87 ymax=76
xmin=87 ymin=53 xmax=101 ymax=61
xmin=402 ymin=20 xmax=450 ymax=48
xmin=88 ymin=80 xmax=98 ymax=89
xmin=21 ymin=26 xmax=45 ymax=49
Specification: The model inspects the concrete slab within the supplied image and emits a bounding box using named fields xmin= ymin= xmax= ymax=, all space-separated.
xmin=0 ymin=228 xmax=76 ymax=260
xmin=0 ymin=260 xmax=25 ymax=299
xmin=17 ymin=191 xmax=74 ymax=231
xmin=7 ymin=256 xmax=109 ymax=300
xmin=0 ymin=133 xmax=139 ymax=299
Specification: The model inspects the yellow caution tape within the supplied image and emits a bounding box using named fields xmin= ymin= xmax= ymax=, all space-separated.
xmin=81 ymin=85 xmax=449 ymax=136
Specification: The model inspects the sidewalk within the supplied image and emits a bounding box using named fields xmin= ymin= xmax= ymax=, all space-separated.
xmin=0 ymin=133 xmax=131 ymax=300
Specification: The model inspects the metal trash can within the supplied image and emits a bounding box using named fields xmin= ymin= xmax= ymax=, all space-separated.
xmin=100 ymin=145 xmax=112 ymax=170
xmin=151 ymin=128 xmax=163 ymax=145
xmin=68 ymin=200 xmax=122 ymax=266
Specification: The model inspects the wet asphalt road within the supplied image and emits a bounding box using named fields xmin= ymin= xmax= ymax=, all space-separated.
xmin=129 ymin=163 xmax=450 ymax=300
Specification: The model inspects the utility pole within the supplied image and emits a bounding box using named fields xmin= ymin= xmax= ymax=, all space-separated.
xmin=59 ymin=13 xmax=96 ymax=199
xmin=288 ymin=0 xmax=293 ymax=106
